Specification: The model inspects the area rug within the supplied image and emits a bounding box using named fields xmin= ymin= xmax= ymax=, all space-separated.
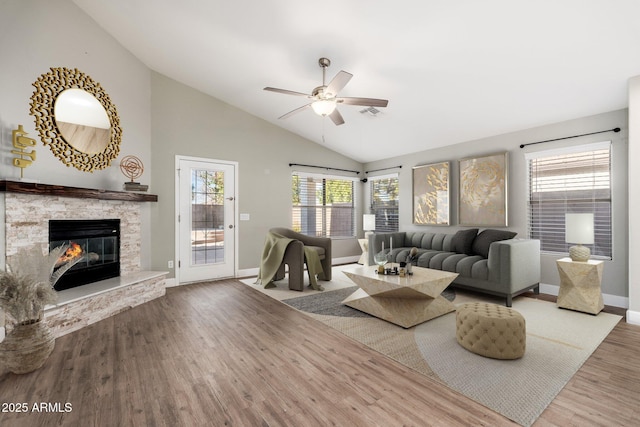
xmin=241 ymin=265 xmax=622 ymax=427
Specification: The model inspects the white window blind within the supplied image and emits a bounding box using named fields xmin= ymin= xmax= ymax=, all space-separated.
xmin=369 ymin=174 xmax=399 ymax=232
xmin=527 ymin=142 xmax=612 ymax=259
xmin=292 ymin=172 xmax=356 ymax=238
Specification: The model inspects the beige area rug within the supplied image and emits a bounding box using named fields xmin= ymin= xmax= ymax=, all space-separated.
xmin=241 ymin=264 xmax=622 ymax=427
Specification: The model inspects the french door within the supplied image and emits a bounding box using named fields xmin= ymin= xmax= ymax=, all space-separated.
xmin=177 ymin=157 xmax=236 ymax=283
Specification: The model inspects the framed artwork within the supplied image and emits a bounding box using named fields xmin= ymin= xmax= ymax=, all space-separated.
xmin=458 ymin=152 xmax=508 ymax=226
xmin=413 ymin=161 xmax=450 ymax=225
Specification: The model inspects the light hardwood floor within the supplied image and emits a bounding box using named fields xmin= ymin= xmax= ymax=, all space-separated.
xmin=1 ymin=278 xmax=638 ymax=426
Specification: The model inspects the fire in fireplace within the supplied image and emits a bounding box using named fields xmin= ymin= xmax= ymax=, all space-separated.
xmin=49 ymin=219 xmax=120 ymax=291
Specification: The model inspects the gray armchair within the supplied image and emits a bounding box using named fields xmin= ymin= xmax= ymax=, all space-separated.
xmin=269 ymin=227 xmax=332 ymax=291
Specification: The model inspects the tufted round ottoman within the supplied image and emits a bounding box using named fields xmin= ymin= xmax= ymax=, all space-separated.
xmin=456 ymin=302 xmax=526 ymax=359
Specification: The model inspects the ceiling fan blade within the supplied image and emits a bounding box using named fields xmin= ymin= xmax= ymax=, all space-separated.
xmin=325 ymin=71 xmax=353 ymax=96
xmin=264 ymin=87 xmax=310 ymax=97
xmin=278 ymin=103 xmax=311 ymax=120
xmin=329 ymin=108 xmax=345 ymax=126
xmin=338 ymin=97 xmax=389 ymax=107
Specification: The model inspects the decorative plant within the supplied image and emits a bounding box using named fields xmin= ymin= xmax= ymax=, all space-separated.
xmin=0 ymin=245 xmax=83 ymax=325
xmin=407 ymin=247 xmax=419 ymax=265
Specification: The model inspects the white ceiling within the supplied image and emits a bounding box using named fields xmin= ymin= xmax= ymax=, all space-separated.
xmin=73 ymin=0 xmax=640 ymax=163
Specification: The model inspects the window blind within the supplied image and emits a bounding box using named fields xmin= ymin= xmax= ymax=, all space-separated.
xmin=369 ymin=175 xmax=399 ymax=232
xmin=292 ymin=172 xmax=356 ymax=238
xmin=527 ymin=144 xmax=612 ymax=258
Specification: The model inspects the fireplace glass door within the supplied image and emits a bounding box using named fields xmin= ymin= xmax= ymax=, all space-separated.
xmin=49 ymin=219 xmax=120 ymax=291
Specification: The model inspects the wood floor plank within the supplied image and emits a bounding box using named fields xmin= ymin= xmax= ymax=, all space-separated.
xmin=1 ymin=278 xmax=638 ymax=426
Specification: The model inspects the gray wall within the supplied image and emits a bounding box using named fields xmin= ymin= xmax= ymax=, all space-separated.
xmin=0 ymin=0 xmax=153 ymax=269
xmin=149 ymin=73 xmax=363 ymax=276
xmin=364 ymin=109 xmax=629 ymax=300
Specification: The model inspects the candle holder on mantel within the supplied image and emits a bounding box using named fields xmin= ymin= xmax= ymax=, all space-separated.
xmin=120 ymin=155 xmax=148 ymax=192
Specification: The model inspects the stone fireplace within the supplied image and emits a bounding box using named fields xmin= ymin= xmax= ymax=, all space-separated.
xmin=1 ymin=180 xmax=166 ymax=338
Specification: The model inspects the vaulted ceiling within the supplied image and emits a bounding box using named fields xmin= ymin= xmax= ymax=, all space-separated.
xmin=73 ymin=0 xmax=640 ymax=163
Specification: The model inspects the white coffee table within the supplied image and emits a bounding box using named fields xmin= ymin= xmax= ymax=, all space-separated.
xmin=342 ymin=265 xmax=458 ymax=328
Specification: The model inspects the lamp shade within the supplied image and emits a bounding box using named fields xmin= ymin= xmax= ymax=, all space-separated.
xmin=565 ymin=213 xmax=594 ymax=244
xmin=311 ymin=99 xmax=337 ymax=116
xmin=363 ymin=214 xmax=376 ymax=231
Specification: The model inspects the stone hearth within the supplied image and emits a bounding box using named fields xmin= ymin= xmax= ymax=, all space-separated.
xmin=1 ymin=181 xmax=166 ymax=339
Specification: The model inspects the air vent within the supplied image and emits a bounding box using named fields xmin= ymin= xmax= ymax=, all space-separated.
xmin=359 ymin=107 xmax=381 ymax=116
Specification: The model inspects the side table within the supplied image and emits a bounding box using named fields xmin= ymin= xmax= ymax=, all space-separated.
xmin=555 ymin=257 xmax=604 ymax=314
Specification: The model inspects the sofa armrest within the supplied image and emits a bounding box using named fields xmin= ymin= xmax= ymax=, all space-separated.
xmin=487 ymin=239 xmax=541 ymax=292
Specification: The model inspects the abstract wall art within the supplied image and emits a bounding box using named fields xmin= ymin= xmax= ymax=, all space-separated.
xmin=413 ymin=161 xmax=450 ymax=225
xmin=458 ymin=152 xmax=508 ymax=226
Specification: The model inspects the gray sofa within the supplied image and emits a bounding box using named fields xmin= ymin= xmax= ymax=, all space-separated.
xmin=367 ymin=230 xmax=540 ymax=306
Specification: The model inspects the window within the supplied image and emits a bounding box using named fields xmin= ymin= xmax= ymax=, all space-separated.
xmin=369 ymin=174 xmax=399 ymax=232
xmin=292 ymin=172 xmax=356 ymax=238
xmin=527 ymin=142 xmax=612 ymax=259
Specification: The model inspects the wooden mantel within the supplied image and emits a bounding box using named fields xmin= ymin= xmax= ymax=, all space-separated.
xmin=0 ymin=180 xmax=158 ymax=202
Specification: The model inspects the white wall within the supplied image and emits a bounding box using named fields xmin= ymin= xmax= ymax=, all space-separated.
xmin=0 ymin=0 xmax=153 ymax=269
xmin=627 ymin=76 xmax=640 ymax=324
xmin=364 ymin=109 xmax=629 ymax=303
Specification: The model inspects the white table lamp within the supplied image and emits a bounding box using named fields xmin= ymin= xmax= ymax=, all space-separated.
xmin=565 ymin=213 xmax=594 ymax=262
xmin=363 ymin=214 xmax=376 ymax=237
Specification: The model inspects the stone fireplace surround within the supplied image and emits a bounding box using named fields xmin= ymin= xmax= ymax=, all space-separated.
xmin=0 ymin=181 xmax=166 ymax=339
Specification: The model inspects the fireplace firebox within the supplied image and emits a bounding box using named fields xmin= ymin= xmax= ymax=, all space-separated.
xmin=49 ymin=219 xmax=120 ymax=291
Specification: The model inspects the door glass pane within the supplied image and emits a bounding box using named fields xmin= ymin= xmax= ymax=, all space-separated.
xmin=191 ymin=168 xmax=225 ymax=265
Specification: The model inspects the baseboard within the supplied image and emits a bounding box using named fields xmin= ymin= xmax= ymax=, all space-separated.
xmin=236 ymin=256 xmax=360 ymax=280
xmin=539 ymin=282 xmax=629 ymax=309
xmin=164 ymin=277 xmax=178 ymax=287
xmin=626 ymin=310 xmax=640 ymax=326
xmin=237 ymin=267 xmax=259 ymax=278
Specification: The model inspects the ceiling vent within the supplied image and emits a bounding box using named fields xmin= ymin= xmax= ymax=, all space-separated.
xmin=359 ymin=106 xmax=381 ymax=116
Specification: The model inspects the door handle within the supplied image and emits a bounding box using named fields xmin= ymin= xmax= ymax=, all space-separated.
xmin=229 ymin=224 xmax=234 ymax=229
xmin=226 ymin=197 xmax=234 ymax=201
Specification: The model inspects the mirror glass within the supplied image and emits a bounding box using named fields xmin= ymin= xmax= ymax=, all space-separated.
xmin=54 ymin=89 xmax=111 ymax=155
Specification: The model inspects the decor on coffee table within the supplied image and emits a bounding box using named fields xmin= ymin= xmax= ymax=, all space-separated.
xmin=556 ymin=257 xmax=604 ymax=314
xmin=456 ymin=302 xmax=526 ymax=359
xmin=0 ymin=245 xmax=83 ymax=374
xmin=458 ymin=152 xmax=508 ymax=226
xmin=413 ymin=161 xmax=450 ymax=225
xmin=342 ymin=265 xmax=458 ymax=328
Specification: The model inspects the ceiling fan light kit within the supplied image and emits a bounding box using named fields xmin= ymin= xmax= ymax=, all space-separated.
xmin=264 ymin=57 xmax=388 ymax=126
xmin=311 ymin=99 xmax=337 ymax=116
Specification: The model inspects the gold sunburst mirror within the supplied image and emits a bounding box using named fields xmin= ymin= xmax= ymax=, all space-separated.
xmin=29 ymin=67 xmax=122 ymax=172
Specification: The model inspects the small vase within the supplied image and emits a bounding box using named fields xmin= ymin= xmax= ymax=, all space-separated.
xmin=0 ymin=320 xmax=55 ymax=374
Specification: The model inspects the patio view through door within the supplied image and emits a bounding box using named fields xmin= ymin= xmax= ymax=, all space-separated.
xmin=177 ymin=157 xmax=236 ymax=283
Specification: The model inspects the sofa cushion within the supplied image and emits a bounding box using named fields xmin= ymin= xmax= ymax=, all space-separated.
xmin=452 ymin=229 xmax=478 ymax=255
xmin=431 ymin=234 xmax=446 ymax=251
xmin=406 ymin=232 xmax=424 ymax=247
xmin=472 ymin=229 xmax=517 ymax=259
xmin=420 ymin=233 xmax=435 ymax=249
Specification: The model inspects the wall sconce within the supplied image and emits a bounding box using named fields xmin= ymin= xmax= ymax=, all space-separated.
xmin=565 ymin=213 xmax=594 ymax=262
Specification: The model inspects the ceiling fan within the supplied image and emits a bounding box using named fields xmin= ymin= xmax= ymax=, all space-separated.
xmin=264 ymin=57 xmax=389 ymax=126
